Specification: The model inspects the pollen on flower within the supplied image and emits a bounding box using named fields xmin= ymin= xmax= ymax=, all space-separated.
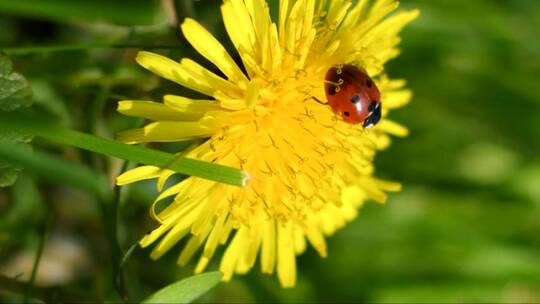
xmin=116 ymin=0 xmax=418 ymax=288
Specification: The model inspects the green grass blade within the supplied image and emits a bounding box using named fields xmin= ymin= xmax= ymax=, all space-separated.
xmin=0 ymin=141 xmax=109 ymax=198
xmin=0 ymin=111 xmax=248 ymax=187
xmin=0 ymin=0 xmax=164 ymax=25
xmin=143 ymin=272 xmax=222 ymax=304
xmin=3 ymin=44 xmax=183 ymax=56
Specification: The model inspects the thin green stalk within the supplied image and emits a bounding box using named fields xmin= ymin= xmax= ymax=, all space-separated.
xmin=23 ymin=212 xmax=52 ymax=304
xmin=87 ymin=84 xmax=127 ymax=301
xmin=2 ymin=44 xmax=183 ymax=55
xmin=100 ymin=193 xmax=127 ymax=302
xmin=0 ymin=0 xmax=163 ymax=25
xmin=114 ymin=161 xmax=138 ymax=301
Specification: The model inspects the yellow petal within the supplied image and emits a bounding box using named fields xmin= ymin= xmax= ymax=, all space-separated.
xmin=163 ymin=94 xmax=222 ymax=117
xmin=245 ymin=0 xmax=271 ymax=52
xmin=246 ymin=80 xmax=260 ymax=108
xmin=383 ymin=89 xmax=412 ymax=110
xmin=116 ymin=166 xmax=161 ymax=185
xmin=139 ymin=210 xmax=185 ymax=248
xmin=293 ymin=225 xmax=307 ymax=255
xmin=260 ymin=219 xmax=276 ymax=274
xmin=220 ymin=228 xmax=246 ymax=281
xmin=177 ymin=224 xmax=212 ymax=266
xmin=157 ymin=169 xmax=175 ymax=192
xmin=242 ymin=225 xmax=262 ymax=270
xmin=150 ymin=224 xmax=190 ymax=260
xmin=377 ymin=119 xmax=409 ymax=137
xmin=277 ymin=222 xmax=296 ymax=288
xmin=215 ymin=90 xmax=246 ymax=110
xmin=136 ymin=51 xmax=214 ymax=96
xmin=181 ymin=18 xmax=248 ymax=83
xmin=305 ymin=225 xmax=327 ymax=257
xmin=374 ymin=178 xmax=402 ymax=192
xmin=278 ymin=0 xmax=290 ymax=46
xmin=118 ymin=100 xmax=194 ymax=121
xmin=180 ymin=58 xmax=244 ymax=97
xmin=203 ymin=213 xmax=228 ymax=259
xmin=194 ymin=256 xmax=210 ymax=274
xmin=341 ymin=0 xmax=369 ymax=30
xmin=117 ymin=121 xmax=216 ymax=144
xmin=221 ymin=0 xmax=257 ymax=62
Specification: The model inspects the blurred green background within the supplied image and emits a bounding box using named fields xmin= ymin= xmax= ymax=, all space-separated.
xmin=1 ymin=0 xmax=540 ymax=302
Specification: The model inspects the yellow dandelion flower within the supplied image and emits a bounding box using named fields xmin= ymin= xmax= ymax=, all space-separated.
xmin=117 ymin=0 xmax=418 ymax=288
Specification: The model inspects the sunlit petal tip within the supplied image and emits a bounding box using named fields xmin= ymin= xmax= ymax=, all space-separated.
xmin=135 ymin=51 xmax=165 ymax=70
xmin=116 ymin=165 xmax=161 ymax=185
xmin=408 ymin=9 xmax=421 ymax=19
xmin=378 ymin=120 xmax=409 ymax=137
xmin=376 ymin=180 xmax=403 ymax=192
xmin=117 ymin=100 xmax=132 ymax=111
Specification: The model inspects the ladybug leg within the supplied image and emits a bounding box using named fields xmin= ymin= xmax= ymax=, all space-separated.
xmin=311 ymin=96 xmax=326 ymax=105
xmin=324 ymin=78 xmax=344 ymax=92
xmin=336 ymin=64 xmax=343 ymax=74
xmin=324 ymin=79 xmax=344 ymax=86
xmin=302 ymin=96 xmax=326 ymax=105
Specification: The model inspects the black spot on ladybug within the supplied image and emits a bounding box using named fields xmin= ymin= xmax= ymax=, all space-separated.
xmin=368 ymin=101 xmax=377 ymax=112
xmin=366 ymin=79 xmax=372 ymax=88
xmin=328 ymin=87 xmax=336 ymax=95
xmin=343 ymin=111 xmax=350 ymax=117
xmin=350 ymin=95 xmax=361 ymax=104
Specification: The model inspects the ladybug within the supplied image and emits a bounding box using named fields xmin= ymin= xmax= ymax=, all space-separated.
xmin=324 ymin=65 xmax=382 ymax=128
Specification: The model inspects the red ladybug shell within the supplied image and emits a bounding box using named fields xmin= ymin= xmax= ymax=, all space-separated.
xmin=324 ymin=65 xmax=382 ymax=128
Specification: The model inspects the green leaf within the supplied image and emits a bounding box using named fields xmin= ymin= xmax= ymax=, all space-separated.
xmin=143 ymin=272 xmax=222 ymax=304
xmin=0 ymin=53 xmax=32 ymax=111
xmin=0 ymin=111 xmax=248 ymax=187
xmin=0 ymin=0 xmax=164 ymax=25
xmin=0 ymin=166 xmax=19 ymax=187
xmin=0 ymin=131 xmax=32 ymax=187
xmin=0 ymin=53 xmax=32 ymax=187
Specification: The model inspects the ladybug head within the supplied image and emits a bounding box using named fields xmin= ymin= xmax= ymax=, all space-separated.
xmin=363 ymin=102 xmax=382 ymax=128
